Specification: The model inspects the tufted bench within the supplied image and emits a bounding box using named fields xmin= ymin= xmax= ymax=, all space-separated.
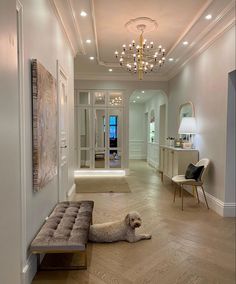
xmin=30 ymin=201 xmax=94 ymax=270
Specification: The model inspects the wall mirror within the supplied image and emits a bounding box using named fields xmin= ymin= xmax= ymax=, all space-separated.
xmin=178 ymin=101 xmax=196 ymax=147
xmin=179 ymin=101 xmax=195 ymax=124
xmin=149 ymin=109 xmax=155 ymax=143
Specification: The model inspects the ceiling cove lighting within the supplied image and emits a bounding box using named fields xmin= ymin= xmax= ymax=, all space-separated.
xmin=205 ymin=14 xmax=212 ymax=20
xmin=114 ymin=21 xmax=165 ymax=80
xmin=80 ymin=11 xmax=87 ymax=17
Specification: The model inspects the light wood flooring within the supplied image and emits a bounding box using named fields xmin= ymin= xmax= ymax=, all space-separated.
xmin=33 ymin=160 xmax=235 ymax=284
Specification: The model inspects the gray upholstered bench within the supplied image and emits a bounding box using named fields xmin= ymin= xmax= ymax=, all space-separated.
xmin=30 ymin=201 xmax=94 ymax=270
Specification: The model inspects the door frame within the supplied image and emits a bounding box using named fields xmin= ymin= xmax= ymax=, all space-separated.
xmin=76 ymin=91 xmax=124 ymax=170
xmin=57 ymin=61 xmax=69 ymax=202
xmin=17 ymin=0 xmax=27 ymax=275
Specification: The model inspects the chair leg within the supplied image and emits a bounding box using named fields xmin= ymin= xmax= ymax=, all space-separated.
xmin=179 ymin=185 xmax=181 ymax=197
xmin=201 ymin=186 xmax=209 ymax=209
xmin=192 ymin=185 xmax=195 ymax=196
xmin=173 ymin=185 xmax=177 ymax=202
xmin=181 ymin=185 xmax=184 ymax=211
xmin=195 ymin=186 xmax=200 ymax=204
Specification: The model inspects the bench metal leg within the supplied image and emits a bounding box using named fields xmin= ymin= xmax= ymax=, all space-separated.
xmin=36 ymin=254 xmax=40 ymax=271
xmin=38 ymin=250 xmax=87 ymax=271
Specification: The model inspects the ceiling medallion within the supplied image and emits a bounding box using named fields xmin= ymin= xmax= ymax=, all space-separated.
xmin=114 ymin=17 xmax=165 ymax=80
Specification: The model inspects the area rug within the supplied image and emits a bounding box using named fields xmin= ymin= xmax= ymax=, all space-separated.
xmin=75 ymin=177 xmax=131 ymax=193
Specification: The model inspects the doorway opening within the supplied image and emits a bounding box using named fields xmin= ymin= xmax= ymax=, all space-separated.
xmin=74 ymin=90 xmax=125 ymax=174
xmin=129 ymin=90 xmax=167 ymax=170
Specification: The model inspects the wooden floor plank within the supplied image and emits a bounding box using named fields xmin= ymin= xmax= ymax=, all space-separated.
xmin=33 ymin=160 xmax=235 ymax=284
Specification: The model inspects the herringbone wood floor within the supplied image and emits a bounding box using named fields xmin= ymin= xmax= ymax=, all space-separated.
xmin=33 ymin=160 xmax=235 ymax=284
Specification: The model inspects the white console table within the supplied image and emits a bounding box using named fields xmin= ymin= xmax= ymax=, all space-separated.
xmin=159 ymin=145 xmax=199 ymax=182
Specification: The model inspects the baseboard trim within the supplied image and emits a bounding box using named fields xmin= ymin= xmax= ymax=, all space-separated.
xmin=185 ymin=187 xmax=236 ymax=217
xmin=67 ymin=183 xmax=76 ymax=200
xmin=147 ymin=159 xmax=159 ymax=169
xmin=129 ymin=155 xmax=146 ymax=160
xmin=223 ymin=202 xmax=236 ymax=217
xmin=21 ymin=254 xmax=37 ymax=284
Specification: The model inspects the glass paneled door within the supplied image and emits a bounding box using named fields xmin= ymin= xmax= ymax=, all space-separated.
xmin=108 ymin=109 xmax=122 ymax=168
xmin=78 ymin=108 xmax=91 ymax=169
xmin=94 ymin=109 xmax=106 ymax=168
xmin=75 ymin=90 xmax=123 ymax=170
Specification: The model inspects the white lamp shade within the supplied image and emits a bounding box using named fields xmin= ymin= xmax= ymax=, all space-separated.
xmin=178 ymin=117 xmax=197 ymax=134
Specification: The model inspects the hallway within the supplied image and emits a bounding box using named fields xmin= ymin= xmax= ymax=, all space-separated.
xmin=33 ymin=161 xmax=235 ymax=284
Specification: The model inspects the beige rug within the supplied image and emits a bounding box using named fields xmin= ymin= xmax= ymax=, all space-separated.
xmin=75 ymin=177 xmax=131 ymax=193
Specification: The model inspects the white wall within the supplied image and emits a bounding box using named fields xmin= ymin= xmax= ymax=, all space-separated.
xmin=0 ymin=1 xmax=21 ymax=283
xmin=22 ymin=0 xmax=75 ymax=281
xmin=168 ymin=27 xmax=235 ymax=210
xmin=0 ymin=0 xmax=75 ymax=283
xmin=129 ymin=103 xmax=146 ymax=159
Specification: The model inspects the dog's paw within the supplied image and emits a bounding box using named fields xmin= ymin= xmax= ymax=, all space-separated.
xmin=145 ymin=234 xmax=152 ymax=239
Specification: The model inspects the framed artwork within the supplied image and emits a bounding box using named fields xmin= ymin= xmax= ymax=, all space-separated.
xmin=31 ymin=59 xmax=57 ymax=192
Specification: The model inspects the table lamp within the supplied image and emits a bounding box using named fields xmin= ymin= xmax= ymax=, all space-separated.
xmin=178 ymin=117 xmax=197 ymax=149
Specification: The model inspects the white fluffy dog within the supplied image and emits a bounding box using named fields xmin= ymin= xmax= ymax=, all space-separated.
xmin=88 ymin=211 xmax=151 ymax=243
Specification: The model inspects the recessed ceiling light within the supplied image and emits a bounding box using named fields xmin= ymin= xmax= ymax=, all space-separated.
xmin=80 ymin=11 xmax=87 ymax=17
xmin=89 ymin=56 xmax=94 ymax=60
xmin=141 ymin=91 xmax=145 ymax=93
xmin=205 ymin=14 xmax=212 ymax=20
xmin=133 ymin=100 xmax=136 ymax=103
xmin=168 ymin=58 xmax=174 ymax=62
xmin=137 ymin=96 xmax=140 ymax=99
xmin=183 ymin=41 xmax=189 ymax=46
xmin=86 ymin=39 xmax=91 ymax=44
xmin=109 ymin=69 xmax=113 ymax=72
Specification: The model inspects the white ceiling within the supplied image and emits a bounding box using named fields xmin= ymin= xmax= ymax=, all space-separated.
xmin=93 ymin=0 xmax=207 ymax=62
xmin=51 ymin=0 xmax=235 ymax=81
xmin=130 ymin=90 xmax=162 ymax=104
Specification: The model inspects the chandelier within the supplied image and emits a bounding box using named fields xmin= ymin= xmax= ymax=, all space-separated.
xmin=114 ymin=24 xmax=165 ymax=80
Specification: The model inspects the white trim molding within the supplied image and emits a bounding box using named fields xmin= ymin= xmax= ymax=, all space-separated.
xmin=67 ymin=183 xmax=76 ymax=199
xmin=74 ymin=72 xmax=168 ymax=82
xmin=82 ymin=0 xmax=235 ymax=81
xmin=21 ymin=254 xmax=37 ymax=284
xmin=185 ymin=187 xmax=236 ymax=217
xmin=167 ymin=0 xmax=236 ymax=80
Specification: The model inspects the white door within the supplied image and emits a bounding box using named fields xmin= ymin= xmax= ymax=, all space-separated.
xmin=58 ymin=64 xmax=68 ymax=201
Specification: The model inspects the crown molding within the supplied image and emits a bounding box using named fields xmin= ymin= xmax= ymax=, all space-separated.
xmin=74 ymin=72 xmax=168 ymax=81
xmin=67 ymin=0 xmax=86 ymax=55
xmin=167 ymin=1 xmax=236 ymax=80
xmin=166 ymin=0 xmax=214 ymax=57
xmin=49 ymin=0 xmax=86 ymax=57
xmin=89 ymin=0 xmax=235 ymax=80
xmin=49 ymin=0 xmax=76 ymax=56
xmin=90 ymin=0 xmax=104 ymax=66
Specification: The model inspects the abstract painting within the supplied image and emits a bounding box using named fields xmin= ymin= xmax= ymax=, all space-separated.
xmin=31 ymin=59 xmax=57 ymax=192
